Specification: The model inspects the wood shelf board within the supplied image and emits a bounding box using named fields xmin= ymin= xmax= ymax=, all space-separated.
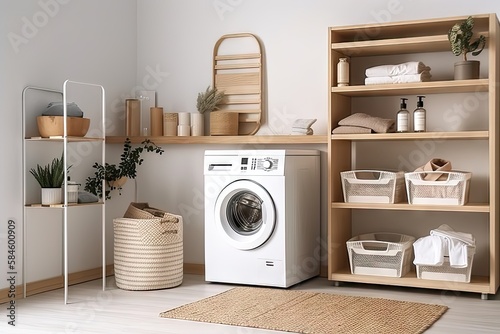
xmin=331 ymin=79 xmax=489 ymax=97
xmin=331 ymin=202 xmax=489 ymax=213
xmin=330 ymin=268 xmax=492 ymax=294
xmin=329 ymin=14 xmax=491 ymax=44
xmin=331 ymin=131 xmax=489 ymax=141
xmin=26 ymin=136 xmax=104 ymax=142
xmin=27 ymin=202 xmax=103 ymax=208
xmin=105 ymin=135 xmax=328 ymax=145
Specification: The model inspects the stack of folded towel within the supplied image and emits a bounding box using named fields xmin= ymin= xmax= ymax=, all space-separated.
xmin=413 ymin=224 xmax=475 ymax=268
xmin=365 ymin=61 xmax=432 ymax=85
xmin=291 ymin=118 xmax=316 ymax=135
xmin=332 ymin=113 xmax=395 ymax=134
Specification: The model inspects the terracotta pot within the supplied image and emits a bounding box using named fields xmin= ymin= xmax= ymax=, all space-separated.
xmin=454 ymin=60 xmax=480 ymax=80
xmin=108 ymin=177 xmax=127 ymax=189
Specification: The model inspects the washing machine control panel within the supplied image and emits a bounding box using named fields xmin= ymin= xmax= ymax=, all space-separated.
xmin=240 ymin=157 xmax=279 ymax=172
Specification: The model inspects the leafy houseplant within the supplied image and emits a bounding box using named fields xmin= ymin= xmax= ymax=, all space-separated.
xmin=30 ymin=153 xmax=71 ymax=205
xmin=84 ymin=138 xmax=164 ymax=199
xmin=448 ymin=16 xmax=486 ymax=79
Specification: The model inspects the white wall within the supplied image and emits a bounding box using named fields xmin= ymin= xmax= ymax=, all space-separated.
xmin=3 ymin=0 xmax=500 ymax=290
xmin=0 ymin=0 xmax=137 ymax=289
xmin=132 ymin=0 xmax=500 ymax=268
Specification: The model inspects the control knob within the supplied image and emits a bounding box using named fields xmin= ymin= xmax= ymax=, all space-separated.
xmin=262 ymin=159 xmax=273 ymax=171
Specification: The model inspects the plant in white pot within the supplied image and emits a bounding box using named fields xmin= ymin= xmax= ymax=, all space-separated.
xmin=30 ymin=154 xmax=69 ymax=205
xmin=448 ymin=16 xmax=486 ymax=80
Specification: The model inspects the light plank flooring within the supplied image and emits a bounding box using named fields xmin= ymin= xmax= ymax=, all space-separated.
xmin=2 ymin=274 xmax=499 ymax=333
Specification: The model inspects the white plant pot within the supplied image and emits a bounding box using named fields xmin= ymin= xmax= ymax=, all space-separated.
xmin=41 ymin=188 xmax=62 ymax=205
xmin=191 ymin=113 xmax=205 ymax=136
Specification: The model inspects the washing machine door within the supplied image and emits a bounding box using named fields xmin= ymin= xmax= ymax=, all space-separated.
xmin=214 ymin=179 xmax=276 ymax=250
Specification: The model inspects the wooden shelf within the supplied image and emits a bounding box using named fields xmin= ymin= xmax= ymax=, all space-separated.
xmin=105 ymin=135 xmax=328 ymax=145
xmin=330 ymin=268 xmax=492 ymax=294
xmin=331 ymin=202 xmax=489 ymax=213
xmin=26 ymin=202 xmax=104 ymax=208
xmin=331 ymin=79 xmax=490 ymax=97
xmin=331 ymin=131 xmax=488 ymax=141
xmin=26 ymin=136 xmax=104 ymax=142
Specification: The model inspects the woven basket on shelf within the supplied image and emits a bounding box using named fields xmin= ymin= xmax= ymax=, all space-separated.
xmin=113 ymin=202 xmax=183 ymax=290
xmin=210 ymin=111 xmax=239 ymax=136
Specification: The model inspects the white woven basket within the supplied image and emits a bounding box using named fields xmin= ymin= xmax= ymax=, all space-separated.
xmin=114 ymin=203 xmax=183 ymax=290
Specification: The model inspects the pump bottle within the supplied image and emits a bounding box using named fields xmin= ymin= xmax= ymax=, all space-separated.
xmin=396 ymin=98 xmax=409 ymax=132
xmin=413 ymin=96 xmax=426 ymax=132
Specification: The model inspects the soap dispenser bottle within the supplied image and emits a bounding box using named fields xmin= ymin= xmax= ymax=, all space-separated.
xmin=396 ymin=98 xmax=409 ymax=132
xmin=413 ymin=96 xmax=426 ymax=132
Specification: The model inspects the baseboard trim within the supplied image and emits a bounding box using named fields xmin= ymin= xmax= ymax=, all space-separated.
xmin=0 ymin=265 xmax=114 ymax=304
xmin=0 ymin=263 xmax=205 ymax=304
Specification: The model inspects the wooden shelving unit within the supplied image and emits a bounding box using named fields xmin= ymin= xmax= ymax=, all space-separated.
xmin=327 ymin=14 xmax=500 ymax=298
xmin=106 ymin=135 xmax=328 ymax=145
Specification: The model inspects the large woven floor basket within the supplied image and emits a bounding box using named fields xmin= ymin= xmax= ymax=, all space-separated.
xmin=114 ymin=202 xmax=183 ymax=290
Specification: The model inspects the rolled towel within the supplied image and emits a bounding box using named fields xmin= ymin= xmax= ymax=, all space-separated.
xmin=332 ymin=125 xmax=372 ymax=134
xmin=365 ymin=61 xmax=431 ymax=77
xmin=365 ymin=71 xmax=432 ymax=85
xmin=338 ymin=113 xmax=395 ymax=133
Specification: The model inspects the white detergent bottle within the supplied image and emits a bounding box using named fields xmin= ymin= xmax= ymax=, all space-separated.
xmin=413 ymin=96 xmax=426 ymax=132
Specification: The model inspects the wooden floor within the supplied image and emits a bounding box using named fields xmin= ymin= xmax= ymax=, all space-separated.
xmin=2 ymin=274 xmax=499 ymax=333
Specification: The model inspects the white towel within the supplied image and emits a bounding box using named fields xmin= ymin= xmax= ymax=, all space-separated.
xmin=413 ymin=235 xmax=445 ymax=266
xmin=365 ymin=61 xmax=431 ymax=77
xmin=430 ymin=224 xmax=474 ymax=268
xmin=292 ymin=118 xmax=317 ymax=129
xmin=291 ymin=128 xmax=313 ymax=135
xmin=365 ymin=72 xmax=432 ymax=85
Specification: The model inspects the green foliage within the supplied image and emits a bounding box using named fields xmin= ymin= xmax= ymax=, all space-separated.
xmin=196 ymin=86 xmax=225 ymax=114
xmin=448 ymin=16 xmax=486 ymax=61
xmin=30 ymin=153 xmax=70 ymax=188
xmin=84 ymin=138 xmax=164 ymax=199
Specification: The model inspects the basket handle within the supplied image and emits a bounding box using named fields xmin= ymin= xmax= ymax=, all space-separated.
xmin=358 ymin=240 xmax=392 ymax=254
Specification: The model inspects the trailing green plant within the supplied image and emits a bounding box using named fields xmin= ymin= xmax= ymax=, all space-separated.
xmin=448 ymin=16 xmax=486 ymax=61
xmin=196 ymin=86 xmax=225 ymax=114
xmin=30 ymin=153 xmax=71 ymax=188
xmin=84 ymin=138 xmax=164 ymax=199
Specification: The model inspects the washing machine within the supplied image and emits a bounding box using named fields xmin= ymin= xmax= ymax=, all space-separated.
xmin=204 ymin=149 xmax=320 ymax=288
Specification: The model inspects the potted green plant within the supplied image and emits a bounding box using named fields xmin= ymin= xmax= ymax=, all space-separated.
xmin=84 ymin=138 xmax=164 ymax=199
xmin=448 ymin=16 xmax=486 ymax=80
xmin=30 ymin=153 xmax=70 ymax=205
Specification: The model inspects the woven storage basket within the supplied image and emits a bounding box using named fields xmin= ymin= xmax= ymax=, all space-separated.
xmin=114 ymin=202 xmax=183 ymax=290
xmin=210 ymin=111 xmax=239 ymax=136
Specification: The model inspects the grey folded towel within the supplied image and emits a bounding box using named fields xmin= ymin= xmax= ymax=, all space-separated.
xmin=332 ymin=125 xmax=372 ymax=134
xmin=292 ymin=118 xmax=317 ymax=129
xmin=42 ymin=102 xmax=84 ymax=117
xmin=338 ymin=113 xmax=395 ymax=133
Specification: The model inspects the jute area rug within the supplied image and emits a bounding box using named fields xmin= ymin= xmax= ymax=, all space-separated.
xmin=160 ymin=287 xmax=448 ymax=334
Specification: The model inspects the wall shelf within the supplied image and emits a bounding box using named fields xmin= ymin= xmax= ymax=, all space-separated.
xmin=105 ymin=135 xmax=328 ymax=145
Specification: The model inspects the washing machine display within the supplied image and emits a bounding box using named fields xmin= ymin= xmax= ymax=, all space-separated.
xmin=215 ymin=180 xmax=276 ymax=251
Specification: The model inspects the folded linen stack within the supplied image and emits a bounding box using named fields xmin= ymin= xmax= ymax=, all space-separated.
xmin=291 ymin=118 xmax=316 ymax=135
xmin=332 ymin=113 xmax=395 ymax=134
xmin=413 ymin=224 xmax=475 ymax=268
xmin=365 ymin=61 xmax=432 ymax=85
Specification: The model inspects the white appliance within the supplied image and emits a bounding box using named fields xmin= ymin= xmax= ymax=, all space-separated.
xmin=204 ymin=149 xmax=321 ymax=288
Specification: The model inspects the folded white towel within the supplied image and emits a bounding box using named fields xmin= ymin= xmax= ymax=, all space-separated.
xmin=292 ymin=118 xmax=317 ymax=129
xmin=413 ymin=235 xmax=445 ymax=266
xmin=365 ymin=61 xmax=431 ymax=77
xmin=430 ymin=224 xmax=474 ymax=268
xmin=291 ymin=128 xmax=313 ymax=135
xmin=365 ymin=72 xmax=432 ymax=85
